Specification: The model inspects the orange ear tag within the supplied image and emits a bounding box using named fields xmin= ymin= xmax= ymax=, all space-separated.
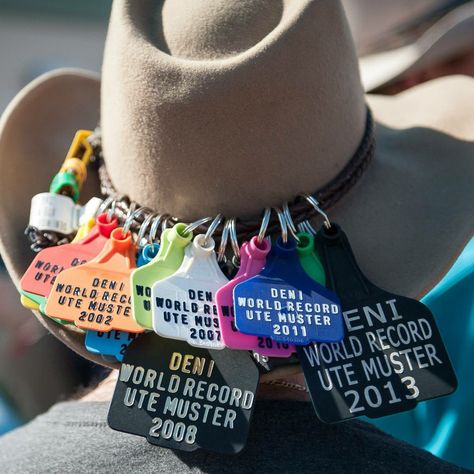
xmin=20 ymin=213 xmax=118 ymax=310
xmin=45 ymin=228 xmax=144 ymax=333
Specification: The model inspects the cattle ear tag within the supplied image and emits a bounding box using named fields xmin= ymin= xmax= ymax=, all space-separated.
xmin=85 ymin=330 xmax=138 ymax=362
xmin=297 ymin=223 xmax=458 ymax=423
xmin=234 ymin=236 xmax=343 ymax=345
xmin=217 ymin=237 xmax=294 ymax=357
xmin=71 ymin=216 xmax=96 ymax=243
xmin=131 ymin=224 xmax=192 ymax=330
xmin=45 ymin=227 xmax=144 ymax=333
xmin=136 ymin=243 xmax=160 ymax=267
xmin=152 ymin=234 xmax=228 ymax=349
xmin=297 ymin=232 xmax=326 ymax=286
xmin=20 ymin=213 xmax=118 ymax=312
xmin=107 ymin=333 xmax=259 ymax=454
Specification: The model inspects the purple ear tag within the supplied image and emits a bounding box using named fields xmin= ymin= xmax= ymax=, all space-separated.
xmin=217 ymin=237 xmax=294 ymax=357
xmin=234 ymin=236 xmax=344 ymax=345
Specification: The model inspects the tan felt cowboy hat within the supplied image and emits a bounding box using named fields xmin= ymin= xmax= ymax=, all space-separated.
xmin=0 ymin=0 xmax=473 ymax=368
xmin=343 ymin=0 xmax=474 ymax=91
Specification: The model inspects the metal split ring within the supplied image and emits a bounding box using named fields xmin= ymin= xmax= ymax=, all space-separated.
xmin=150 ymin=214 xmax=166 ymax=243
xmin=228 ymin=218 xmax=240 ymax=260
xmin=136 ymin=213 xmax=157 ymax=246
xmin=123 ymin=203 xmax=154 ymax=236
xmin=274 ymin=208 xmax=288 ymax=243
xmin=97 ymin=196 xmax=114 ymax=217
xmin=302 ymin=193 xmax=331 ymax=229
xmin=283 ymin=202 xmax=300 ymax=243
xmin=204 ymin=214 xmax=223 ymax=245
xmin=257 ymin=208 xmax=271 ymax=244
xmin=217 ymin=220 xmax=230 ymax=262
xmin=183 ymin=216 xmax=213 ymax=236
xmin=297 ymin=220 xmax=317 ymax=236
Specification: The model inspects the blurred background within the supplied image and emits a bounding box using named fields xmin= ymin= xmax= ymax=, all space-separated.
xmin=0 ymin=0 xmax=112 ymax=433
xmin=0 ymin=0 xmax=472 ymax=469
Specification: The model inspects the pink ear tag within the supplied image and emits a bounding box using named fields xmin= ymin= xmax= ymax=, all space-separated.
xmin=152 ymin=234 xmax=228 ymax=349
xmin=217 ymin=237 xmax=294 ymax=357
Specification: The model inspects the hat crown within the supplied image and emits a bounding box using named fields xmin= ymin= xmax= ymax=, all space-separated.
xmin=101 ymin=0 xmax=366 ymax=220
xmin=160 ymin=0 xmax=284 ymax=60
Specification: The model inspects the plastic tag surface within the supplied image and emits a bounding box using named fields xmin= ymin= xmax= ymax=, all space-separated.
xmin=217 ymin=237 xmax=294 ymax=357
xmin=297 ymin=232 xmax=326 ymax=285
xmin=107 ymin=333 xmax=259 ymax=454
xmin=234 ymin=237 xmax=343 ymax=345
xmin=45 ymin=228 xmax=144 ymax=333
xmin=29 ymin=192 xmax=78 ymax=234
xmin=136 ymin=243 xmax=160 ymax=267
xmin=20 ymin=213 xmax=117 ymax=305
xmin=85 ymin=330 xmax=138 ymax=362
xmin=152 ymin=235 xmax=228 ymax=349
xmin=71 ymin=217 xmax=96 ymax=243
xmin=131 ymin=224 xmax=192 ymax=329
xmin=297 ymin=224 xmax=458 ymax=422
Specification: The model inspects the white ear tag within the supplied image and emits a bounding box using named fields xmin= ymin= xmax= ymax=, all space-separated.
xmin=152 ymin=234 xmax=228 ymax=349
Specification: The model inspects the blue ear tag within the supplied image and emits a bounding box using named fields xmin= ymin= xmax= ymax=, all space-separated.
xmin=136 ymin=243 xmax=160 ymax=267
xmin=233 ymin=236 xmax=344 ymax=345
xmin=85 ymin=330 xmax=138 ymax=362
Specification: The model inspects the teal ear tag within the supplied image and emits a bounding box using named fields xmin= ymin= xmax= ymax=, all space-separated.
xmin=136 ymin=243 xmax=160 ymax=267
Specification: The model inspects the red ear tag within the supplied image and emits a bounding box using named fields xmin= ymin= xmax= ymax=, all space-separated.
xmin=45 ymin=227 xmax=144 ymax=333
xmin=20 ymin=213 xmax=118 ymax=305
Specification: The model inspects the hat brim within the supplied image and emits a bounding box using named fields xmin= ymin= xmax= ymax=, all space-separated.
xmin=360 ymin=2 xmax=474 ymax=91
xmin=0 ymin=68 xmax=473 ymax=367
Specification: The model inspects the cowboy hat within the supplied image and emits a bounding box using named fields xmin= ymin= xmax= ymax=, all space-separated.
xmin=0 ymin=0 xmax=473 ymax=367
xmin=343 ymin=0 xmax=474 ymax=91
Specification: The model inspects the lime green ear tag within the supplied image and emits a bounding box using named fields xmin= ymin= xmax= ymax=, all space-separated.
xmin=296 ymin=232 xmax=326 ymax=285
xmin=131 ymin=223 xmax=192 ymax=329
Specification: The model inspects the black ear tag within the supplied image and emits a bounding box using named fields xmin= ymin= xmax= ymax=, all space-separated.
xmin=297 ymin=224 xmax=457 ymax=423
xmin=107 ymin=333 xmax=259 ymax=454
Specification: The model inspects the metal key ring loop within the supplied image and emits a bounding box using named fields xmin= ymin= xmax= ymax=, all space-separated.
xmin=149 ymin=214 xmax=165 ymax=243
xmin=217 ymin=220 xmax=230 ymax=262
xmin=107 ymin=199 xmax=118 ymax=223
xmin=302 ymin=193 xmax=331 ymax=229
xmin=160 ymin=214 xmax=169 ymax=233
xmin=257 ymin=208 xmax=271 ymax=244
xmin=121 ymin=202 xmax=137 ymax=237
xmin=283 ymin=202 xmax=300 ymax=243
xmin=274 ymin=207 xmax=288 ymax=243
xmin=183 ymin=216 xmax=213 ymax=235
xmin=137 ymin=212 xmax=156 ymax=246
xmin=297 ymin=220 xmax=317 ymax=236
xmin=228 ymin=217 xmax=240 ymax=259
xmin=122 ymin=204 xmax=152 ymax=236
xmin=97 ymin=196 xmax=114 ymax=217
xmin=204 ymin=214 xmax=223 ymax=245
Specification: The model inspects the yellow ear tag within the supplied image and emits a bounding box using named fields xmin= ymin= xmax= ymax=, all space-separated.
xmin=71 ymin=217 xmax=96 ymax=243
xmin=20 ymin=294 xmax=40 ymax=310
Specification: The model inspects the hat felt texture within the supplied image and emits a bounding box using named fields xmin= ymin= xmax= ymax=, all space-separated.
xmin=0 ymin=0 xmax=473 ymax=367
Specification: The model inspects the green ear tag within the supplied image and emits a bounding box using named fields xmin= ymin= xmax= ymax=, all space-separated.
xmin=131 ymin=223 xmax=192 ymax=329
xmin=49 ymin=171 xmax=80 ymax=202
xmin=20 ymin=289 xmax=75 ymax=325
xmin=296 ymin=232 xmax=326 ymax=285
